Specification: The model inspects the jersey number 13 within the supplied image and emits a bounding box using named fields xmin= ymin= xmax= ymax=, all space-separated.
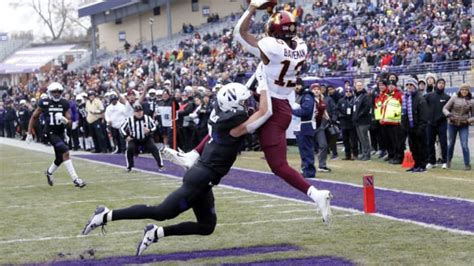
xmin=274 ymin=60 xmax=304 ymax=87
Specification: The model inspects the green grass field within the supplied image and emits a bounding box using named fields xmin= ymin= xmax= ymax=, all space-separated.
xmin=1 ymin=143 xmax=473 ymax=265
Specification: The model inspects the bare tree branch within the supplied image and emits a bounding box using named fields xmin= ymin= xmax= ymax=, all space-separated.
xmin=11 ymin=0 xmax=87 ymax=41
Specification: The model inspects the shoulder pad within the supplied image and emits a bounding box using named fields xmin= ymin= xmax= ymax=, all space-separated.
xmin=258 ymin=37 xmax=279 ymax=57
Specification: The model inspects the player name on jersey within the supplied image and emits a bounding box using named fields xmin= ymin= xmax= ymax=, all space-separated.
xmin=284 ymin=48 xmax=306 ymax=60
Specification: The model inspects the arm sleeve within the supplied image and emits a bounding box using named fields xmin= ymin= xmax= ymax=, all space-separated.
xmin=233 ymin=10 xmax=261 ymax=58
xmin=120 ymin=118 xmax=129 ymax=137
xmin=148 ymin=115 xmax=156 ymax=131
xmin=104 ymin=107 xmax=111 ymax=122
xmin=442 ymin=96 xmax=454 ymax=117
xmin=245 ymin=88 xmax=273 ymax=134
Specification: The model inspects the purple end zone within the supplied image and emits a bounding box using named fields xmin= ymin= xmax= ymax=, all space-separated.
xmin=31 ymin=244 xmax=300 ymax=266
xmin=223 ymin=256 xmax=354 ymax=266
xmin=78 ymin=154 xmax=474 ymax=233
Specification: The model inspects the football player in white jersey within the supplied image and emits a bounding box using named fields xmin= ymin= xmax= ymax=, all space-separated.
xmin=233 ymin=1 xmax=332 ymax=224
xmin=164 ymin=1 xmax=332 ymax=224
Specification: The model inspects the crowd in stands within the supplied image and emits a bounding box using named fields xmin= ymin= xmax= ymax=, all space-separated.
xmin=298 ymin=0 xmax=472 ymax=76
xmin=0 ymin=0 xmax=472 ymax=172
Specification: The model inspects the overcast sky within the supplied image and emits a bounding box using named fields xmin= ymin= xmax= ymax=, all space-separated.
xmin=0 ymin=1 xmax=45 ymax=35
xmin=0 ymin=0 xmax=89 ymax=39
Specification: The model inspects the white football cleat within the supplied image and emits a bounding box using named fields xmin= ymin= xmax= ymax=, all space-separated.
xmin=162 ymin=148 xmax=199 ymax=170
xmin=82 ymin=206 xmax=109 ymax=235
xmin=74 ymin=178 xmax=86 ymax=188
xmin=136 ymin=224 xmax=159 ymax=256
xmin=308 ymin=187 xmax=333 ymax=224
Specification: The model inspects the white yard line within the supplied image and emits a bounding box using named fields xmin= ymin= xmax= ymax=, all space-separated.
xmin=2 ymin=139 xmax=474 ymax=237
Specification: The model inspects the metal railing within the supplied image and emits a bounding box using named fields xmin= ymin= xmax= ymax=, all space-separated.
xmin=0 ymin=39 xmax=31 ymax=62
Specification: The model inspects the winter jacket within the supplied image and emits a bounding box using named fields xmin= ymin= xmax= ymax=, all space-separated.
xmin=352 ymin=89 xmax=372 ymax=126
xmin=401 ymin=91 xmax=428 ymax=134
xmin=442 ymin=95 xmax=474 ymax=126
xmin=425 ymin=89 xmax=451 ymax=124
xmin=292 ymin=89 xmax=316 ymax=136
xmin=336 ymin=96 xmax=355 ymax=130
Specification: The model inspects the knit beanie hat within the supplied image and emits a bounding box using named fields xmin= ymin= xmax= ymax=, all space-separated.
xmin=405 ymin=78 xmax=418 ymax=89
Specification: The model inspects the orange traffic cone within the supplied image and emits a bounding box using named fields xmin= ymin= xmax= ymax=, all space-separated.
xmin=402 ymin=150 xmax=415 ymax=168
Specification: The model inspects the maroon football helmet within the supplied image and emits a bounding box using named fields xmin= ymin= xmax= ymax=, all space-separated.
xmin=266 ymin=11 xmax=297 ymax=40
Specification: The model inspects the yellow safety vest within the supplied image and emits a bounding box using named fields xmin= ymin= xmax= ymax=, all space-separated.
xmin=382 ymin=96 xmax=401 ymax=123
xmin=374 ymin=101 xmax=383 ymax=120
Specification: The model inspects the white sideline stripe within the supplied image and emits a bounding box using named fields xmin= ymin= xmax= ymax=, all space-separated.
xmin=2 ymin=140 xmax=474 ymax=236
xmin=239 ymin=199 xmax=280 ymax=203
xmin=278 ymin=209 xmax=317 ymax=214
xmin=0 ymin=214 xmax=358 ymax=245
xmin=214 ymin=191 xmax=237 ymax=195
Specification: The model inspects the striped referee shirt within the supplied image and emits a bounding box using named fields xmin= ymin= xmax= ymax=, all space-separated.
xmin=120 ymin=115 xmax=156 ymax=140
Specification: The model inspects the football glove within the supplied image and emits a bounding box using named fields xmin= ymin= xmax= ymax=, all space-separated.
xmin=55 ymin=113 xmax=69 ymax=125
xmin=26 ymin=133 xmax=34 ymax=144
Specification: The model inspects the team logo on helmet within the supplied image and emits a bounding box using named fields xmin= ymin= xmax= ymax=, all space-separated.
xmin=267 ymin=11 xmax=297 ymax=40
xmin=217 ymin=83 xmax=251 ymax=112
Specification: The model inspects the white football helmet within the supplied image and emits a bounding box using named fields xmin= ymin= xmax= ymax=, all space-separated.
xmin=148 ymin=89 xmax=157 ymax=98
xmin=217 ymin=82 xmax=251 ymax=112
xmin=47 ymin=82 xmax=64 ymax=102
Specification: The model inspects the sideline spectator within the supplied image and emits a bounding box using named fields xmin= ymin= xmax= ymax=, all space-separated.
xmin=337 ymin=87 xmax=358 ymax=160
xmin=353 ymin=81 xmax=372 ymax=161
xmin=312 ymin=84 xmax=331 ymax=173
xmin=86 ymin=91 xmax=107 ymax=153
xmin=0 ymin=102 xmax=5 ymax=137
xmin=293 ymin=80 xmax=317 ymax=179
xmin=17 ymin=99 xmax=31 ymax=140
xmin=105 ymin=93 xmax=127 ymax=153
xmin=443 ymin=84 xmax=474 ymax=171
xmin=401 ymin=78 xmax=428 ymax=172
xmin=4 ymin=99 xmax=17 ymax=138
xmin=425 ymin=78 xmax=450 ymax=169
xmin=65 ymin=93 xmax=80 ymax=150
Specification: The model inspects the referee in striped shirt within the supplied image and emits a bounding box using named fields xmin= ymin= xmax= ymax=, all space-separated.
xmin=121 ymin=103 xmax=164 ymax=171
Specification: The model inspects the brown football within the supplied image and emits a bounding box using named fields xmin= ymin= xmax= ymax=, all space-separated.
xmin=247 ymin=0 xmax=277 ymax=10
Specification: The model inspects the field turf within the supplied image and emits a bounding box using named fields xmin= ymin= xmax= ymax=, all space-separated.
xmin=0 ymin=140 xmax=473 ymax=265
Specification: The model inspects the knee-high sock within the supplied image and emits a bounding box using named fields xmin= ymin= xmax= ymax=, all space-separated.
xmin=63 ymin=159 xmax=79 ymax=181
xmin=48 ymin=162 xmax=59 ymax=174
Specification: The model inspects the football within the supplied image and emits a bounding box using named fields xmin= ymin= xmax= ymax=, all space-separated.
xmin=247 ymin=0 xmax=278 ymax=11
